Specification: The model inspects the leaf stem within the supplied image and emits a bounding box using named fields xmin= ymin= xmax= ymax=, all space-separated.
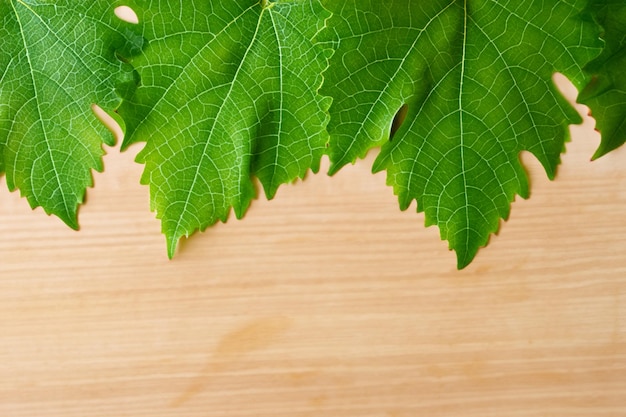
xmin=261 ymin=0 xmax=275 ymax=10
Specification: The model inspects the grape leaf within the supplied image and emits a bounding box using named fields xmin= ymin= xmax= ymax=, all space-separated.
xmin=0 ymin=1 xmax=138 ymax=228
xmin=578 ymin=0 xmax=626 ymax=159
xmin=321 ymin=0 xmax=603 ymax=268
xmin=117 ymin=0 xmax=331 ymax=258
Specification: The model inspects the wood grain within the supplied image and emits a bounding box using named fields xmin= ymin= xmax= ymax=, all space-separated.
xmin=1 ymin=80 xmax=625 ymax=416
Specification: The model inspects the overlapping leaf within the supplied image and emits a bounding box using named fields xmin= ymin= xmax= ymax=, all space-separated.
xmin=2 ymin=0 xmax=622 ymax=268
xmin=578 ymin=0 xmax=626 ymax=159
xmin=321 ymin=0 xmax=603 ymax=268
xmin=0 ymin=0 xmax=138 ymax=228
xmin=117 ymin=0 xmax=331 ymax=257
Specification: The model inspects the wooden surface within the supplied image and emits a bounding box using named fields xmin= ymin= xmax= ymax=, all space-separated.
xmin=1 ymin=81 xmax=625 ymax=416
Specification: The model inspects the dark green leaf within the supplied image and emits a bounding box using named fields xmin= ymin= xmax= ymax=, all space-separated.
xmin=578 ymin=0 xmax=626 ymax=159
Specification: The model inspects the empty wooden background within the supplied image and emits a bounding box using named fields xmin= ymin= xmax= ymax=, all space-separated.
xmin=1 ymin=80 xmax=625 ymax=416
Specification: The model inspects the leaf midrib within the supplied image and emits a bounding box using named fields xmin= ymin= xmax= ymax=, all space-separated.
xmin=11 ymin=0 xmax=72 ymax=222
xmin=168 ymin=4 xmax=266 ymax=257
xmin=267 ymin=8 xmax=285 ymax=195
xmin=457 ymin=0 xmax=470 ymax=266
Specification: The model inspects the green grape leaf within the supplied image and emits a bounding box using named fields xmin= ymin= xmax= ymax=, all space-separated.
xmin=321 ymin=0 xmax=602 ymax=268
xmin=117 ymin=0 xmax=331 ymax=258
xmin=578 ymin=0 xmax=626 ymax=159
xmin=0 ymin=1 xmax=138 ymax=228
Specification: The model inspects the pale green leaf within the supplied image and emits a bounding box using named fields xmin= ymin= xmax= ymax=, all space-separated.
xmin=0 ymin=0 xmax=138 ymax=228
xmin=118 ymin=0 xmax=331 ymax=257
xmin=321 ymin=0 xmax=602 ymax=268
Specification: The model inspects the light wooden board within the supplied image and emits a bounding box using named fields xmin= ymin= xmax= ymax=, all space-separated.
xmin=1 ymin=80 xmax=625 ymax=416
